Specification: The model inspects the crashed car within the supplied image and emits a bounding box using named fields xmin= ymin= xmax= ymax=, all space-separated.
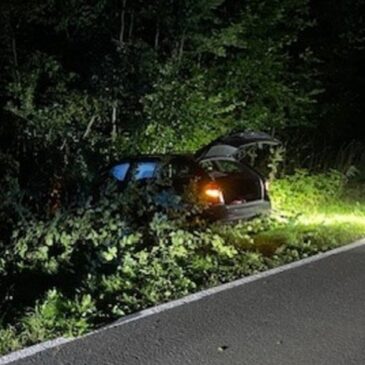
xmin=108 ymin=131 xmax=280 ymax=221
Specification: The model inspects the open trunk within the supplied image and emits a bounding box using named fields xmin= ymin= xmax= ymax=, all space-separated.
xmin=196 ymin=131 xmax=279 ymax=206
xmin=201 ymin=159 xmax=263 ymax=204
xmin=195 ymin=130 xmax=280 ymax=179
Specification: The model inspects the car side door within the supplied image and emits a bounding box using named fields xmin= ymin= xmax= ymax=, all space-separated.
xmin=160 ymin=157 xmax=206 ymax=196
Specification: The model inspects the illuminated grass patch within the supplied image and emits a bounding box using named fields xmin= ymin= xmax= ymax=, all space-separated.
xmin=260 ymin=171 xmax=365 ymax=254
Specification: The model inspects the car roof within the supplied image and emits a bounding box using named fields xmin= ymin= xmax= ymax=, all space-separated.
xmin=111 ymin=153 xmax=194 ymax=164
xmin=104 ymin=154 xmax=197 ymax=174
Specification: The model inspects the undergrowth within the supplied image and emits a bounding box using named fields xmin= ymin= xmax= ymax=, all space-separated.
xmin=0 ymin=170 xmax=365 ymax=355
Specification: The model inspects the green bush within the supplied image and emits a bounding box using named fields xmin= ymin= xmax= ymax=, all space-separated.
xmin=270 ymin=169 xmax=345 ymax=214
xmin=0 ymin=290 xmax=95 ymax=354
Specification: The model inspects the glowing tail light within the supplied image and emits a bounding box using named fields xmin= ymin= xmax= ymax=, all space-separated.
xmin=203 ymin=182 xmax=224 ymax=204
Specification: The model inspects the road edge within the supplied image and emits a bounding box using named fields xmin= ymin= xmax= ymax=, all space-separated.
xmin=1 ymin=237 xmax=365 ymax=365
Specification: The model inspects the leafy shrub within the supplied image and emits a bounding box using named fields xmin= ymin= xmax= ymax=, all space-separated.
xmin=270 ymin=169 xmax=345 ymax=214
xmin=0 ymin=290 xmax=95 ymax=355
xmin=0 ymin=328 xmax=20 ymax=355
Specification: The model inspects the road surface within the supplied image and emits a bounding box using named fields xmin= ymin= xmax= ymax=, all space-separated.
xmin=3 ymin=240 xmax=365 ymax=365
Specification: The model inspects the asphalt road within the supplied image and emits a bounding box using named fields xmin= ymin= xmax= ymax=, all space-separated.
xmin=5 ymin=241 xmax=365 ymax=365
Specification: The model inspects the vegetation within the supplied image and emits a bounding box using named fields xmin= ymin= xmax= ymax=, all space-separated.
xmin=1 ymin=171 xmax=365 ymax=355
xmin=0 ymin=0 xmax=364 ymax=357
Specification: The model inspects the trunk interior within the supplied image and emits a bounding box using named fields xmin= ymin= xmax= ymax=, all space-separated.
xmin=214 ymin=174 xmax=262 ymax=204
xmin=200 ymin=159 xmax=263 ymax=204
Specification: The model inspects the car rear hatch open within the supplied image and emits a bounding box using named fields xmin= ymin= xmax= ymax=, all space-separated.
xmin=195 ymin=131 xmax=280 ymax=206
xmin=195 ymin=130 xmax=280 ymax=162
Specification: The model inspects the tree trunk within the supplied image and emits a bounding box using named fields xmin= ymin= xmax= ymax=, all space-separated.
xmin=10 ymin=30 xmax=20 ymax=84
xmin=178 ymin=31 xmax=186 ymax=62
xmin=119 ymin=0 xmax=127 ymax=45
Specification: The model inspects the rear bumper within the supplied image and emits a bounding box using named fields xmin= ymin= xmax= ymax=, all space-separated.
xmin=207 ymin=199 xmax=271 ymax=221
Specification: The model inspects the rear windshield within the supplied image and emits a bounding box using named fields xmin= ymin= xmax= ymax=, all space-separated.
xmin=110 ymin=161 xmax=158 ymax=182
xmin=200 ymin=159 xmax=245 ymax=175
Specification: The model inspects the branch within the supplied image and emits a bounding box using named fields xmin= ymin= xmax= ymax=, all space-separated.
xmin=178 ymin=31 xmax=186 ymax=62
xmin=83 ymin=116 xmax=97 ymax=139
xmin=128 ymin=10 xmax=134 ymax=41
xmin=154 ymin=21 xmax=160 ymax=50
xmin=111 ymin=106 xmax=117 ymax=141
xmin=10 ymin=26 xmax=20 ymax=83
xmin=11 ymin=36 xmax=18 ymax=68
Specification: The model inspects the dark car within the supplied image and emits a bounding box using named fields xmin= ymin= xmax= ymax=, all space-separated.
xmin=108 ymin=131 xmax=280 ymax=221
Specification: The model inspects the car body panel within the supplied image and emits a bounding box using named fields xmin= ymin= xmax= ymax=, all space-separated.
xmin=207 ymin=199 xmax=271 ymax=221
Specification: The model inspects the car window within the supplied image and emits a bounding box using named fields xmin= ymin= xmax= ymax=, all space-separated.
xmin=215 ymin=160 xmax=244 ymax=173
xmin=160 ymin=162 xmax=189 ymax=179
xmin=110 ymin=163 xmax=131 ymax=181
xmin=200 ymin=160 xmax=216 ymax=173
xmin=133 ymin=162 xmax=157 ymax=180
xmin=160 ymin=158 xmax=205 ymax=180
xmin=172 ymin=161 xmax=192 ymax=177
xmin=172 ymin=159 xmax=205 ymax=178
xmin=200 ymin=159 xmax=244 ymax=174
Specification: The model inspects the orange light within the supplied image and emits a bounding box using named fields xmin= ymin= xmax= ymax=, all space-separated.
xmin=204 ymin=183 xmax=224 ymax=204
xmin=205 ymin=188 xmax=221 ymax=198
